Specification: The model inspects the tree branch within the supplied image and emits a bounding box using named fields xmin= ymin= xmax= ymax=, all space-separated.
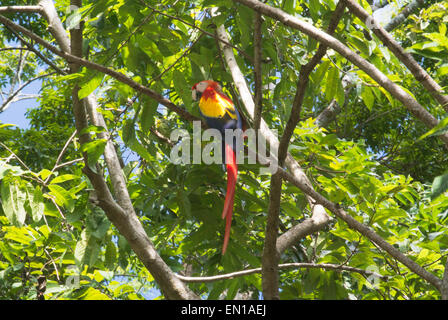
xmin=261 ymin=2 xmax=345 ymax=299
xmin=384 ymin=0 xmax=426 ymax=32
xmin=215 ymin=21 xmax=337 ymax=299
xmin=0 ymin=6 xmax=42 ymax=13
xmin=0 ymin=14 xmax=201 ymax=124
xmin=5 ymin=0 xmax=199 ymax=300
xmin=343 ymin=0 xmax=448 ymax=112
xmin=276 ymin=167 xmax=443 ymax=291
xmin=253 ymin=12 xmax=263 ymax=131
xmin=176 ymin=262 xmax=388 ymax=283
xmin=0 ymin=46 xmax=28 ymax=52
xmin=276 ymin=214 xmax=331 ymax=255
xmin=442 ymin=258 xmax=448 ymax=300
xmin=44 ymin=130 xmax=78 ymax=185
xmin=262 ymin=173 xmax=282 ymax=299
xmin=38 ymin=0 xmax=70 ymax=53
xmin=315 ymin=98 xmax=342 ymax=128
xmin=233 ymin=0 xmax=448 ymax=148
xmin=0 ymin=71 xmax=57 ymax=112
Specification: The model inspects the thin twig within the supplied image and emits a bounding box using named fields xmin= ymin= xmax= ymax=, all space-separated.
xmin=176 ymin=262 xmax=388 ymax=283
xmin=53 ymin=158 xmax=84 ymax=171
xmin=2 ymin=23 xmax=66 ymax=75
xmin=0 ymin=46 xmax=28 ymax=52
xmin=0 ymin=141 xmax=34 ymax=175
xmin=0 ymin=71 xmax=57 ymax=112
xmin=44 ymin=130 xmax=78 ymax=185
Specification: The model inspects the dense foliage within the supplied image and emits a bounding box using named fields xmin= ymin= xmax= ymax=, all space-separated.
xmin=0 ymin=0 xmax=447 ymax=299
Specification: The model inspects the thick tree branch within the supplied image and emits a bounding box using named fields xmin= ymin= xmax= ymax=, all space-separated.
xmin=276 ymin=167 xmax=443 ymax=291
xmin=3 ymin=0 xmax=198 ymax=299
xmin=0 ymin=6 xmax=42 ymax=13
xmin=384 ymin=0 xmax=426 ymax=32
xmin=260 ymin=2 xmax=345 ymax=299
xmin=343 ymin=0 xmax=448 ymax=112
xmin=0 ymin=14 xmax=201 ymax=124
xmin=38 ymin=0 xmax=70 ymax=53
xmin=3 ymin=23 xmax=66 ymax=75
xmin=71 ymin=0 xmax=198 ymax=299
xmin=262 ymin=173 xmax=282 ymax=299
xmin=233 ymin=0 xmax=448 ymax=148
xmin=276 ymin=214 xmax=330 ymax=255
xmin=253 ymin=13 xmax=263 ymax=131
xmin=216 ymin=22 xmax=338 ymax=299
xmin=442 ymin=258 xmax=448 ymax=300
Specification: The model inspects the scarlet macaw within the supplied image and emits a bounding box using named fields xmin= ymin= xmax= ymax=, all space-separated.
xmin=191 ymin=80 xmax=243 ymax=255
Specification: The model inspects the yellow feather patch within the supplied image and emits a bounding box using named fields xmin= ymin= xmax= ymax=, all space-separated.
xmin=199 ymin=92 xmax=237 ymax=120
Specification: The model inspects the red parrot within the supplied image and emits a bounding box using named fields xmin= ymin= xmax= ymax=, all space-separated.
xmin=191 ymin=80 xmax=243 ymax=255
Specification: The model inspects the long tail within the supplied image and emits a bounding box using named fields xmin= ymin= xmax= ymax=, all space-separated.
xmin=221 ymin=143 xmax=237 ymax=255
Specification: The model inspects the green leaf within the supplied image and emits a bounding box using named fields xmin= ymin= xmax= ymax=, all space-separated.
xmin=0 ymin=123 xmax=17 ymax=129
xmin=311 ymin=60 xmax=330 ymax=86
xmin=172 ymin=20 xmax=189 ymax=35
xmin=80 ymin=139 xmax=107 ymax=173
xmin=308 ymin=0 xmax=320 ymax=21
xmin=431 ymin=172 xmax=448 ymax=200
xmin=140 ymin=99 xmax=158 ymax=133
xmin=1 ymin=179 xmax=27 ymax=226
xmin=282 ymin=0 xmax=295 ymax=14
xmin=51 ymin=174 xmax=80 ymax=184
xmin=74 ymin=229 xmax=89 ymax=266
xmin=78 ymin=287 xmax=111 ymax=300
xmin=419 ymin=116 xmax=448 ymax=140
xmin=122 ymin=119 xmax=136 ymax=145
xmin=424 ymin=33 xmax=448 ymax=50
xmin=105 ymin=239 xmax=117 ymax=269
xmin=25 ymin=184 xmax=44 ymax=223
xmin=335 ymin=75 xmax=345 ymax=106
xmin=78 ymin=73 xmax=104 ymax=99
xmin=172 ymin=70 xmax=192 ymax=107
xmin=325 ymin=66 xmax=339 ymax=102
xmin=47 ymin=184 xmax=75 ymax=212
xmin=177 ymin=190 xmax=191 ymax=218
xmin=236 ymin=6 xmax=252 ymax=48
xmin=361 ymin=86 xmax=375 ymax=111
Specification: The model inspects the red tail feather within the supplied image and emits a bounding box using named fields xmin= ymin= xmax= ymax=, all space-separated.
xmin=221 ymin=143 xmax=237 ymax=255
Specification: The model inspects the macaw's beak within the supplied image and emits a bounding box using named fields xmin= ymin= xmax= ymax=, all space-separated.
xmin=192 ymin=88 xmax=202 ymax=101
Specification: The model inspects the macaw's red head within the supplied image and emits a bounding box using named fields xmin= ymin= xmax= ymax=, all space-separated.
xmin=191 ymin=80 xmax=222 ymax=101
